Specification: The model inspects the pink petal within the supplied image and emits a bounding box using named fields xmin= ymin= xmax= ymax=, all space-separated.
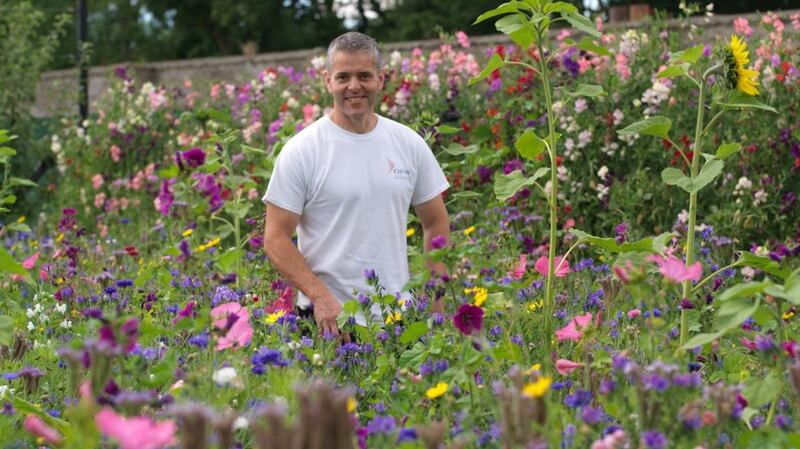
xmin=96 ymin=408 xmax=176 ymax=449
xmin=510 ymin=254 xmax=527 ymax=280
xmin=23 ymin=415 xmax=62 ymax=445
xmin=22 ymin=252 xmax=39 ymax=270
xmin=555 ymin=358 xmax=583 ymax=375
xmin=215 ymin=308 xmax=252 ymax=351
xmin=554 ymin=313 xmax=593 ymax=342
xmin=535 ymin=255 xmax=570 ymax=277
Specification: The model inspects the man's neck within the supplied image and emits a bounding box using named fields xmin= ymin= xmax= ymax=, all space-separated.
xmin=329 ymin=110 xmax=378 ymax=134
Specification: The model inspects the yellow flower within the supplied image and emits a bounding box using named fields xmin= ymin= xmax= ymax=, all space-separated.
xmin=266 ymin=310 xmax=286 ymax=324
xmin=783 ymin=310 xmax=795 ymax=320
xmin=525 ymin=363 xmax=542 ymax=375
xmin=56 ymin=233 xmax=65 ymax=243
xmin=425 ymin=382 xmax=448 ymax=399
xmin=729 ymin=35 xmax=759 ymax=96
xmin=527 ymin=300 xmax=544 ymax=313
xmin=463 ymin=226 xmax=475 ymax=236
xmin=182 ymin=228 xmax=193 ymax=237
xmin=473 ymin=287 xmax=488 ymax=307
xmin=347 ymin=397 xmax=357 ymax=413
xmin=522 ymin=376 xmax=552 ymax=398
xmin=406 ymin=228 xmax=415 ymax=237
xmin=16 ymin=216 xmax=25 ymax=224
xmin=385 ymin=311 xmax=402 ymax=325
xmin=196 ymin=237 xmax=221 ymax=252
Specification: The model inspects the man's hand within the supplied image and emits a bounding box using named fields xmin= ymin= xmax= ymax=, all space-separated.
xmin=313 ymin=295 xmax=350 ymax=343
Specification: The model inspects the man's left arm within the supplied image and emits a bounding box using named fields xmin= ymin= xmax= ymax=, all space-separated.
xmin=414 ymin=194 xmax=450 ymax=276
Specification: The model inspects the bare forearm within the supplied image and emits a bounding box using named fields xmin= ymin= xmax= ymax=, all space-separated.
xmin=263 ymin=238 xmax=334 ymax=305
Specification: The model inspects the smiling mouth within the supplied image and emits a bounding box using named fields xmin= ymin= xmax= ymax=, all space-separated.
xmin=345 ymin=96 xmax=367 ymax=102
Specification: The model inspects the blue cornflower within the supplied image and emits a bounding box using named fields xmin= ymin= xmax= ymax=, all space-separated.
xmin=642 ymin=431 xmax=668 ymax=449
xmin=564 ymin=389 xmax=592 ymax=408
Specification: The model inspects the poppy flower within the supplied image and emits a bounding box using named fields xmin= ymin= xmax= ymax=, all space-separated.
xmin=535 ymin=256 xmax=570 ymax=277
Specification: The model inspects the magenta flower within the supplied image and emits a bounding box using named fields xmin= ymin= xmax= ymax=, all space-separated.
xmin=22 ymin=252 xmax=39 ymax=270
xmin=555 ymin=312 xmax=593 ymax=342
xmin=211 ymin=302 xmax=253 ymax=351
xmin=95 ymin=408 xmax=176 ymax=449
xmin=453 ymin=304 xmax=484 ymax=335
xmin=431 ymin=234 xmax=448 ymax=249
xmin=535 ymin=255 xmax=570 ymax=277
xmin=179 ymin=147 xmax=206 ymax=169
xmin=555 ymin=358 xmax=583 ymax=375
xmin=646 ymin=255 xmax=702 ymax=283
xmin=154 ymin=180 xmax=174 ymax=216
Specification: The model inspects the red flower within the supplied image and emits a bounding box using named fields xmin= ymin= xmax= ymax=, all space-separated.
xmin=124 ymin=246 xmax=139 ymax=257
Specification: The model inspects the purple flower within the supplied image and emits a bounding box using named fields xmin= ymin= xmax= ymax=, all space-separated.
xmin=564 ymin=389 xmax=592 ymax=408
xmin=580 ymin=405 xmax=605 ymax=425
xmin=156 ymin=180 xmax=175 ymax=216
xmin=453 ymin=304 xmax=484 ymax=335
xmin=476 ymin=166 xmax=493 ymax=184
xmin=502 ymin=159 xmax=524 ymax=175
xmin=179 ymin=147 xmax=206 ymax=169
xmin=431 ymin=235 xmax=448 ymax=249
xmin=642 ymin=431 xmax=668 ymax=449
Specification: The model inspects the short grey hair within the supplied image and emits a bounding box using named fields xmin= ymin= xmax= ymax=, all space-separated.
xmin=326 ymin=32 xmax=382 ymax=71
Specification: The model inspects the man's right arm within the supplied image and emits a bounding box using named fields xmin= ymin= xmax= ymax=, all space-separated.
xmin=262 ymin=203 xmax=344 ymax=339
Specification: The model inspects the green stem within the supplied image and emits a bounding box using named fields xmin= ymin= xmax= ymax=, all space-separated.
xmin=537 ymin=35 xmax=559 ymax=368
xmin=691 ymin=260 xmax=743 ymax=294
xmin=679 ymin=73 xmax=707 ymax=347
xmin=701 ymin=108 xmax=727 ymax=138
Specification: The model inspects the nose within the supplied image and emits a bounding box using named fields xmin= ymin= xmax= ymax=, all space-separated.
xmin=347 ymin=76 xmax=361 ymax=91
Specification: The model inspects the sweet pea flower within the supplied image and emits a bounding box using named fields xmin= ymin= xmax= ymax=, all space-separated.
xmin=646 ymin=255 xmax=702 ymax=283
xmin=555 ymin=312 xmax=593 ymax=342
xmin=211 ymin=302 xmax=253 ymax=351
xmin=556 ymin=359 xmax=583 ymax=375
xmin=535 ymin=255 xmax=570 ymax=277
xmin=510 ymin=254 xmax=527 ymax=280
xmin=22 ymin=252 xmax=39 ymax=270
xmin=453 ymin=304 xmax=484 ymax=336
xmin=95 ymin=408 xmax=176 ymax=449
xmin=179 ymin=147 xmax=206 ymax=169
xmin=23 ymin=415 xmax=62 ymax=445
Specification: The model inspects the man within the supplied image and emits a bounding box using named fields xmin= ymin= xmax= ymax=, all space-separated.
xmin=262 ymin=32 xmax=450 ymax=340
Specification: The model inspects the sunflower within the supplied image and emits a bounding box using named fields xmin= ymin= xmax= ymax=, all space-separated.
xmin=726 ymin=35 xmax=759 ymax=96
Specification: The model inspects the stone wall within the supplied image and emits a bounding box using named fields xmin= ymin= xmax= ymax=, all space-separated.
xmin=33 ymin=9 xmax=797 ymax=117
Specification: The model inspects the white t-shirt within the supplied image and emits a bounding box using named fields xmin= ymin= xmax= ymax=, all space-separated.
xmin=263 ymin=114 xmax=449 ymax=322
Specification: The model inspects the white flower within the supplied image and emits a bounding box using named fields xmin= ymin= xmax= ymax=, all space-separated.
xmin=27 ymin=321 xmax=35 ymax=331
xmin=612 ymin=109 xmax=624 ymax=126
xmin=574 ymin=98 xmax=587 ymax=114
xmin=310 ymin=56 xmax=326 ymax=71
xmin=753 ymin=189 xmax=768 ymax=206
xmin=60 ymin=320 xmax=72 ymax=329
xmin=0 ymin=385 xmax=9 ymax=398
xmin=677 ymin=209 xmax=689 ymax=224
xmin=741 ymin=266 xmax=756 ymax=280
xmin=312 ymin=353 xmax=322 ymax=365
xmin=213 ymin=367 xmax=240 ymax=386
xmin=55 ymin=303 xmax=67 ymax=314
xmin=597 ymin=165 xmax=609 ymax=180
xmin=578 ymin=130 xmax=592 ymax=148
xmin=26 ymin=308 xmax=36 ymax=318
xmin=234 ymin=416 xmax=249 ymax=430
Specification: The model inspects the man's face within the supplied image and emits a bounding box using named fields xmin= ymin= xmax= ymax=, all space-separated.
xmin=324 ymin=51 xmax=384 ymax=124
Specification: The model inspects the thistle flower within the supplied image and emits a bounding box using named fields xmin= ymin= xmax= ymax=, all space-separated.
xmin=719 ymin=35 xmax=759 ymax=96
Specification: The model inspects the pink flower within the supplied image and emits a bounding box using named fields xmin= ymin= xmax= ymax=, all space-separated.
xmin=626 ymin=309 xmax=641 ymax=319
xmin=95 ymin=408 xmax=176 ymax=449
xmin=265 ymin=287 xmax=295 ymax=314
xmin=739 ymin=337 xmax=756 ymax=350
xmin=510 ymin=254 xmax=527 ymax=281
xmin=211 ymin=302 xmax=253 ymax=351
xmin=615 ymin=53 xmax=630 ymax=80
xmin=613 ymin=264 xmax=630 ymax=283
xmin=555 ymin=312 xmax=593 ymax=342
xmin=23 ymin=415 xmax=62 ymax=445
xmin=92 ymin=174 xmax=104 ymax=190
xmin=22 ymin=252 xmax=39 ymax=270
xmin=302 ymin=104 xmax=317 ymax=124
xmin=455 ymin=31 xmax=471 ymax=49
xmin=646 ymin=255 xmax=702 ymax=283
xmin=110 ymin=145 xmax=122 ymax=163
xmin=734 ymin=17 xmax=754 ymax=36
xmin=555 ymin=358 xmax=583 ymax=375
xmin=535 ymin=256 xmax=570 ymax=277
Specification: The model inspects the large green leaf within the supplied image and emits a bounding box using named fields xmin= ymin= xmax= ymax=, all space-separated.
xmin=692 ymin=159 xmax=724 ymax=192
xmin=682 ymin=331 xmax=723 ymax=349
xmin=562 ymin=84 xmax=606 ymax=98
xmin=7 ymin=177 xmax=37 ymax=188
xmin=715 ymin=143 xmax=741 ymax=160
xmin=217 ymin=248 xmax=244 ymax=273
xmin=661 ymin=168 xmax=692 ymax=192
xmin=657 ymin=64 xmax=690 ymax=79
xmin=469 ymin=53 xmax=505 ymax=86
xmin=515 ymin=130 xmax=547 ymax=160
xmin=576 ymin=36 xmax=610 ymax=56
xmin=0 ymin=316 xmax=12 ymax=346
xmin=617 ymin=116 xmax=672 ymax=139
xmin=158 ymin=164 xmax=179 ymax=178
xmin=669 ymin=44 xmax=705 ymax=64
xmin=563 ymin=11 xmax=600 ymax=37
xmin=437 ymin=124 xmax=461 ymax=135
xmin=570 ymin=229 xmax=673 ymax=254
xmin=0 ymin=246 xmax=25 ymax=275
xmin=473 ymin=2 xmax=524 ymax=25
xmin=544 ymin=1 xmax=579 ymax=14
xmin=495 ymin=13 xmax=527 ymax=34
xmin=718 ymin=281 xmax=772 ymax=302
xmin=443 ymin=144 xmax=479 ymax=156
xmin=493 ymin=169 xmax=549 ymax=201
xmin=738 ymin=252 xmax=791 ymax=280
xmin=715 ymin=90 xmax=778 ymax=113
xmin=717 ymin=296 xmax=760 ymax=331
xmin=399 ymin=321 xmax=429 ymax=345
xmin=742 ymin=373 xmax=782 ymax=409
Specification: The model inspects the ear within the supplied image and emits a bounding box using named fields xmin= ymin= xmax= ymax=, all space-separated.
xmin=323 ymin=69 xmax=333 ymax=94
xmin=378 ymin=69 xmax=386 ymax=91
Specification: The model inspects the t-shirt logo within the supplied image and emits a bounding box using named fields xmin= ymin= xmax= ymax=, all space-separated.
xmin=387 ymin=157 xmax=412 ymax=180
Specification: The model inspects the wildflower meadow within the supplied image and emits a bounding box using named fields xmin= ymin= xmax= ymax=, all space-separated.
xmin=2 ymin=3 xmax=800 ymax=449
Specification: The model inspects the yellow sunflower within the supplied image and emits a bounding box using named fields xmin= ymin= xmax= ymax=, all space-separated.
xmin=728 ymin=35 xmax=759 ymax=96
